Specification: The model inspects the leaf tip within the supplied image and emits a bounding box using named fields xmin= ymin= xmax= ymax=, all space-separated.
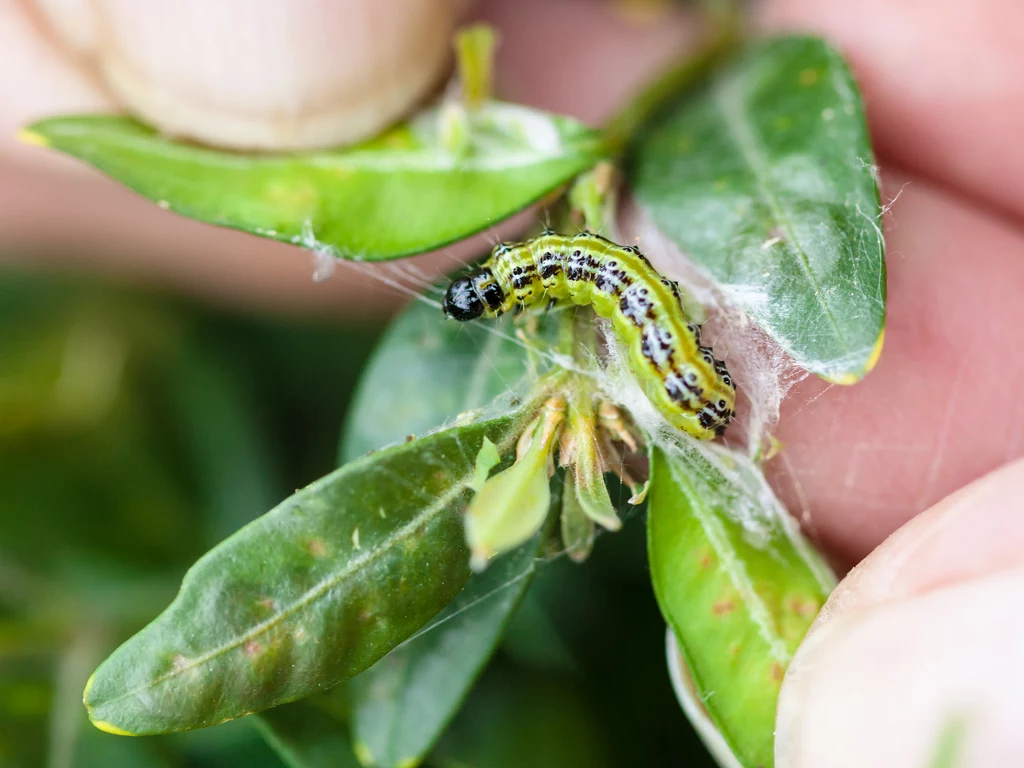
xmin=863 ymin=328 xmax=886 ymax=375
xmin=469 ymin=548 xmax=491 ymax=573
xmin=90 ymin=717 xmax=137 ymax=737
xmin=84 ymin=671 xmax=135 ymax=736
xmin=823 ymin=328 xmax=886 ymax=385
xmin=17 ymin=128 xmax=49 ymax=149
xmin=82 ymin=669 xmax=98 ymax=711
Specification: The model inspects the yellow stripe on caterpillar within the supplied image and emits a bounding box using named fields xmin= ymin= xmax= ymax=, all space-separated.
xmin=443 ymin=232 xmax=736 ymax=440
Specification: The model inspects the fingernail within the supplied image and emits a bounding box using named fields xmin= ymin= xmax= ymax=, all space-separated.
xmin=776 ymin=568 xmax=1024 ymax=767
xmin=88 ymin=0 xmax=463 ymax=149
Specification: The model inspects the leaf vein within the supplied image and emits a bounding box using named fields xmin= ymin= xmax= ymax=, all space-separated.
xmin=713 ymin=66 xmax=849 ymax=357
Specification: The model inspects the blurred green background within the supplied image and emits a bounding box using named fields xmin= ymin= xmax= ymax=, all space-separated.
xmin=0 ymin=264 xmax=715 ymax=767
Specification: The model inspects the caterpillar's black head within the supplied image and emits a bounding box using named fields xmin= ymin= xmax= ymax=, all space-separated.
xmin=443 ymin=275 xmax=485 ymax=321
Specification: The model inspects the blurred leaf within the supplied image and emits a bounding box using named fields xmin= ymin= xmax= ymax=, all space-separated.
xmin=928 ymin=716 xmax=969 ymax=768
xmin=166 ymin=345 xmax=280 ymax=541
xmin=257 ymin=696 xmax=359 ymax=768
xmin=70 ymin=722 xmax=172 ymax=768
xmin=25 ymin=105 xmax=603 ymax=261
xmin=431 ymin=664 xmax=609 ymax=768
xmin=0 ymin=286 xmax=204 ymax=571
xmin=499 ymin=588 xmax=576 ymax=674
xmin=454 ymin=24 xmax=498 ymax=110
xmin=0 ymin=638 xmax=171 ymax=768
xmin=0 ymin=656 xmax=52 ymax=768
xmin=197 ymin=314 xmax=382 ymax=486
xmin=349 ymin=530 xmax=544 ymax=767
xmin=84 ymin=412 xmax=533 ymax=735
xmin=509 ymin=513 xmax=721 ymax=768
xmin=630 ymin=36 xmax=885 ymax=383
xmin=342 ymin=292 xmax=560 ymax=461
xmin=166 ymin=717 xmax=287 ymax=768
xmin=48 ymin=625 xmax=109 ymax=768
xmin=646 ymin=442 xmax=835 ymax=768
xmin=666 ymin=632 xmax=743 ymax=768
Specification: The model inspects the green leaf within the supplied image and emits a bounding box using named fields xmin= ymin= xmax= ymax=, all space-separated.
xmin=342 ymin=294 xmax=560 ymax=461
xmin=469 ymin=438 xmax=501 ymax=493
xmin=349 ymin=532 xmax=544 ymax=768
xmin=630 ymin=36 xmax=885 ymax=383
xmin=431 ymin=665 xmax=610 ymax=768
xmin=571 ymin=432 xmax=621 ymax=533
xmin=24 ymin=105 xmax=603 ymax=261
xmin=646 ymin=442 xmax=835 ymax=768
xmin=928 ymin=716 xmax=969 ymax=768
xmin=339 ymin=301 xmax=561 ymax=767
xmin=500 ymin=589 xmax=576 ymax=674
xmin=83 ymin=413 xmax=531 ymax=736
xmin=666 ymin=633 xmax=744 ymax=768
xmin=166 ymin=345 xmax=280 ymax=544
xmin=559 ymin=473 xmax=595 ymax=563
xmin=256 ymin=695 xmax=359 ymax=768
xmin=465 ymin=411 xmax=556 ymax=571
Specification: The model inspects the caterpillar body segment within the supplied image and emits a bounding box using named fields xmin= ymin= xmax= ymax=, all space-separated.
xmin=442 ymin=232 xmax=736 ymax=440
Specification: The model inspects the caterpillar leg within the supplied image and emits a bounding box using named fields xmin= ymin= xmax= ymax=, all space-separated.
xmin=544 ymin=297 xmax=576 ymax=313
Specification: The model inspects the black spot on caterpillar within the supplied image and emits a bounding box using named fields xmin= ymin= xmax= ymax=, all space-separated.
xmin=443 ymin=232 xmax=736 ymax=440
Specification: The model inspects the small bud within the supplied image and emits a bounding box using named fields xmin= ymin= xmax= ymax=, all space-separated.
xmin=516 ymin=416 xmax=542 ymax=461
xmin=454 ymin=23 xmax=499 ymax=110
xmin=560 ymin=472 xmax=595 ymax=563
xmin=568 ymin=410 xmax=622 ymax=531
xmin=568 ymin=161 xmax=618 ymax=233
xmin=439 ymin=101 xmax=472 ymax=158
xmin=627 ymin=480 xmax=650 ymax=506
xmin=469 ymin=437 xmax=501 ymax=492
xmin=466 ymin=398 xmax=565 ymax=570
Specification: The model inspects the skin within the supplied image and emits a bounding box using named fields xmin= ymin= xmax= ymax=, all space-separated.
xmin=3 ymin=0 xmax=1024 ymax=764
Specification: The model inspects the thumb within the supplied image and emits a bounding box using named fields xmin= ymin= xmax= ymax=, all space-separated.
xmin=21 ymin=0 xmax=466 ymax=150
xmin=775 ymin=457 xmax=1024 ymax=767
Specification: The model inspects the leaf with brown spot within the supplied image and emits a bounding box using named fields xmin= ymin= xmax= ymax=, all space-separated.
xmin=348 ymin=529 xmax=547 ymax=768
xmin=647 ymin=442 xmax=835 ymax=768
xmin=84 ymin=412 xmax=533 ymax=735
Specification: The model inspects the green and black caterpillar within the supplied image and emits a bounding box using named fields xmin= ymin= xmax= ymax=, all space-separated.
xmin=443 ymin=232 xmax=736 ymax=439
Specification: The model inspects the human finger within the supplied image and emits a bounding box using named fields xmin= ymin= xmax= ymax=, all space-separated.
xmin=775 ymin=457 xmax=1024 ymax=767
xmin=3 ymin=0 xmax=465 ymax=153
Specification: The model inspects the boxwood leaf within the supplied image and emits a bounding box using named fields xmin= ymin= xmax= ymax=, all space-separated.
xmin=342 ymin=292 xmax=560 ymax=461
xmin=83 ymin=413 xmax=530 ymax=735
xmin=24 ymin=104 xmax=603 ymax=261
xmin=349 ymin=531 xmax=544 ymax=767
xmin=341 ymin=294 xmax=562 ymax=767
xmin=559 ymin=473 xmax=595 ymax=563
xmin=256 ymin=695 xmax=359 ymax=768
xmin=630 ymin=36 xmax=885 ymax=383
xmin=430 ymin=666 xmax=609 ymax=768
xmin=647 ymin=441 xmax=835 ymax=768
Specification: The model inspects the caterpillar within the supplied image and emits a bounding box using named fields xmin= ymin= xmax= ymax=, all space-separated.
xmin=442 ymin=231 xmax=736 ymax=440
